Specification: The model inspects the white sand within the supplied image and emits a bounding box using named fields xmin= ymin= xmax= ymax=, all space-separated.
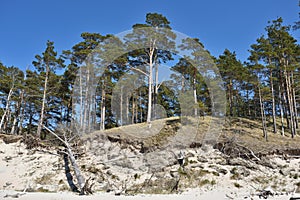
xmin=1 ymin=138 xmax=299 ymax=200
xmin=1 ymin=189 xmax=298 ymax=200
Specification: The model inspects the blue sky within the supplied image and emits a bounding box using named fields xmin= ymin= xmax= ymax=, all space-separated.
xmin=0 ymin=0 xmax=299 ymax=70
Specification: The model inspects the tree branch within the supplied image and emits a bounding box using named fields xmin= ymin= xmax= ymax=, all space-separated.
xmin=129 ymin=67 xmax=149 ymax=76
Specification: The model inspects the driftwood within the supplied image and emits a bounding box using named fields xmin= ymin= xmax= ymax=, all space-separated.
xmin=62 ymin=150 xmax=80 ymax=193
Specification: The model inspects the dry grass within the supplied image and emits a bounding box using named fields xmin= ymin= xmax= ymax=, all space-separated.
xmin=83 ymin=116 xmax=300 ymax=155
xmin=221 ymin=117 xmax=300 ymax=154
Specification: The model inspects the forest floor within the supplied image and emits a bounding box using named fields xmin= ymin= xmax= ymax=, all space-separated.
xmin=0 ymin=116 xmax=300 ymax=199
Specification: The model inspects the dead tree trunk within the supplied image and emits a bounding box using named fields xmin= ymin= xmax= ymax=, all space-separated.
xmin=63 ymin=151 xmax=80 ymax=192
xmin=43 ymin=125 xmax=87 ymax=194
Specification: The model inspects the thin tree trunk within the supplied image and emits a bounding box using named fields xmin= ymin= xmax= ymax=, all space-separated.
xmin=0 ymin=88 xmax=14 ymax=132
xmin=139 ymin=90 xmax=143 ymax=123
xmin=285 ymin=68 xmax=295 ymax=138
xmin=37 ymin=67 xmax=49 ymax=138
xmin=258 ymin=86 xmax=267 ymax=141
xmin=135 ymin=94 xmax=138 ymax=123
xmin=120 ymin=86 xmax=123 ymax=126
xmin=79 ymin=67 xmax=83 ymax=128
xmin=282 ymin=85 xmax=290 ymax=129
xmin=83 ymin=67 xmax=90 ymax=133
xmin=154 ymin=64 xmax=159 ymax=119
xmin=126 ymin=95 xmax=129 ymax=124
xmin=193 ymin=70 xmax=198 ymax=117
xmin=181 ymin=74 xmax=185 ymax=92
xmin=279 ymin=85 xmax=285 ymax=136
xmin=147 ymin=47 xmax=154 ymax=124
xmin=229 ymin=80 xmax=233 ymax=117
xmin=270 ymin=71 xmax=277 ymax=133
xmin=132 ymin=96 xmax=135 ymax=124
xmin=10 ymin=94 xmax=22 ymax=135
xmin=18 ymin=97 xmax=26 ymax=135
xmin=100 ymin=82 xmax=106 ymax=130
xmin=246 ymin=87 xmax=251 ymax=117
xmin=291 ymin=71 xmax=298 ymax=129
xmin=27 ymin=103 xmax=33 ymax=135
xmin=67 ymin=96 xmax=73 ymax=128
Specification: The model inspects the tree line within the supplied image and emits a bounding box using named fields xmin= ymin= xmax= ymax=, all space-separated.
xmin=0 ymin=13 xmax=299 ymax=140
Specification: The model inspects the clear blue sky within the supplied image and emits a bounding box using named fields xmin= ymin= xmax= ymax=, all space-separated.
xmin=0 ymin=0 xmax=299 ymax=70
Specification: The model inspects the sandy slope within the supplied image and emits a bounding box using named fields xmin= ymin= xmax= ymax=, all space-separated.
xmin=1 ymin=135 xmax=300 ymax=200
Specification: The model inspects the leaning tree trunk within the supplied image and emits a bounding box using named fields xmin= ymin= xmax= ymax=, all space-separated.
xmin=63 ymin=151 xmax=80 ymax=193
xmin=65 ymin=143 xmax=85 ymax=194
xmin=43 ymin=126 xmax=86 ymax=194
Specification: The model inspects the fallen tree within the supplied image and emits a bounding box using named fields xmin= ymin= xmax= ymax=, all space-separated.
xmin=43 ymin=125 xmax=92 ymax=195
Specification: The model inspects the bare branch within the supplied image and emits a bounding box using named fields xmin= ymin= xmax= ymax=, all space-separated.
xmin=129 ymin=67 xmax=149 ymax=76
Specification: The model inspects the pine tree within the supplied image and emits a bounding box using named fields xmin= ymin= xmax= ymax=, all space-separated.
xmin=124 ymin=13 xmax=176 ymax=125
xmin=32 ymin=40 xmax=64 ymax=138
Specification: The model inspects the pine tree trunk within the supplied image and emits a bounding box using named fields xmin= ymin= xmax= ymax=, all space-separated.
xmin=83 ymin=67 xmax=90 ymax=133
xmin=132 ymin=95 xmax=135 ymax=124
xmin=10 ymin=101 xmax=20 ymax=135
xmin=0 ymin=88 xmax=13 ymax=133
xmin=193 ymin=70 xmax=198 ymax=117
xmin=79 ymin=67 xmax=83 ymax=128
xmin=279 ymin=85 xmax=285 ymax=136
xmin=291 ymin=71 xmax=299 ymax=129
xmin=27 ymin=104 xmax=33 ymax=135
xmin=126 ymin=95 xmax=129 ymax=124
xmin=154 ymin=64 xmax=159 ymax=119
xmin=120 ymin=86 xmax=123 ymax=126
xmin=270 ymin=71 xmax=277 ymax=133
xmin=135 ymin=95 xmax=138 ymax=123
xmin=258 ymin=86 xmax=267 ymax=141
xmin=147 ymin=47 xmax=154 ymax=125
xmin=229 ymin=80 xmax=233 ymax=117
xmin=18 ymin=97 xmax=26 ymax=135
xmin=285 ymin=69 xmax=295 ymax=138
xmin=100 ymin=82 xmax=106 ymax=130
xmin=37 ymin=67 xmax=49 ymax=138
xmin=139 ymin=90 xmax=143 ymax=123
